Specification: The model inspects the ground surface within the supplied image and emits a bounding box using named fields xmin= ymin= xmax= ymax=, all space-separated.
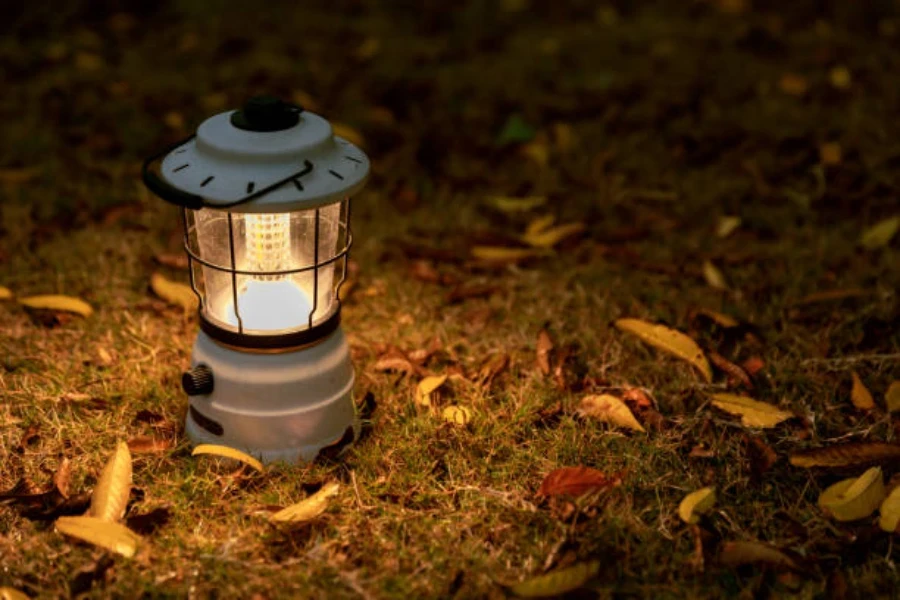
xmin=1 ymin=1 xmax=900 ymax=598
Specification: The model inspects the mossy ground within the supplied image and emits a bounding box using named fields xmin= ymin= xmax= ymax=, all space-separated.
xmin=1 ymin=1 xmax=899 ymax=598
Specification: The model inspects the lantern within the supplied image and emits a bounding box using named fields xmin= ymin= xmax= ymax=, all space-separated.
xmin=142 ymin=96 xmax=369 ymax=463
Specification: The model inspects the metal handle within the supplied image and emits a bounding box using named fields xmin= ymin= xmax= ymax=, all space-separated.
xmin=141 ymin=133 xmax=205 ymax=210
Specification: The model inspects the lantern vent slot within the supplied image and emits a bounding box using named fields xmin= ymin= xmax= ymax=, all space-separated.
xmin=201 ymin=176 xmax=214 ymax=187
xmin=247 ymin=182 xmax=255 ymax=194
xmin=328 ymin=170 xmax=344 ymax=180
xmin=344 ymin=155 xmax=361 ymax=164
xmin=174 ymin=164 xmax=190 ymax=172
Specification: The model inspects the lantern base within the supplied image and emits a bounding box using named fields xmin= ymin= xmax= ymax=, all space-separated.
xmin=183 ymin=328 xmax=357 ymax=464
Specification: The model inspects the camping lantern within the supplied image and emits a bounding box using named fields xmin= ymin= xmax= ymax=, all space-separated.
xmin=142 ymin=96 xmax=369 ymax=463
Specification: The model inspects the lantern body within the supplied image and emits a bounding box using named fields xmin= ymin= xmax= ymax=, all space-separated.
xmin=142 ymin=97 xmax=368 ymax=464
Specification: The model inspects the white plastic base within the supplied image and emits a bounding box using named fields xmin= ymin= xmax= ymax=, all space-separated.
xmin=184 ymin=328 xmax=357 ymax=464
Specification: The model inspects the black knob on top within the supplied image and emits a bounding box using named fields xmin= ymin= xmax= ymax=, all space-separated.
xmin=182 ymin=364 xmax=214 ymax=396
xmin=230 ymin=96 xmax=302 ymax=132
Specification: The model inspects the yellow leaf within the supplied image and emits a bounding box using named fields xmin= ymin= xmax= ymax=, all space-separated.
xmin=850 ymin=371 xmax=875 ymax=410
xmin=90 ymin=441 xmax=132 ymax=522
xmin=416 ymin=374 xmax=448 ymax=407
xmin=18 ymin=294 xmax=93 ymax=317
xmin=0 ymin=286 xmax=11 ymax=300
xmin=486 ymin=195 xmax=547 ymax=213
xmin=678 ymin=487 xmax=716 ymax=524
xmin=510 ymin=561 xmax=600 ymax=598
xmin=715 ymin=216 xmax=741 ymax=238
xmin=270 ymin=481 xmax=340 ymax=523
xmin=332 ymin=122 xmax=364 ymax=147
xmin=614 ymin=318 xmax=712 ymax=382
xmin=718 ymin=541 xmax=802 ymax=572
xmin=879 ymin=485 xmax=900 ymax=533
xmin=860 ymin=216 xmax=900 ymax=249
xmin=55 ymin=516 xmax=142 ymax=558
xmin=525 ymin=214 xmax=556 ymax=237
xmin=150 ymin=272 xmax=198 ymax=312
xmin=818 ymin=466 xmax=885 ymax=522
xmin=192 ymin=444 xmax=264 ymax=472
xmin=886 ymin=381 xmax=900 ymax=412
xmin=710 ymin=393 xmax=793 ymax=428
xmin=441 ymin=405 xmax=472 ymax=426
xmin=577 ymin=394 xmax=645 ymax=432
xmin=522 ymin=222 xmax=586 ymax=249
xmin=471 ymin=246 xmax=543 ymax=262
xmin=0 ymin=587 xmax=30 ymax=600
xmin=702 ymin=260 xmax=728 ymax=290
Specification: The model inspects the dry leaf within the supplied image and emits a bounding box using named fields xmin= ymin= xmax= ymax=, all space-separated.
xmin=486 ymin=195 xmax=547 ymax=213
xmin=520 ymin=140 xmax=548 ymax=167
xmin=702 ymin=260 xmax=728 ymax=290
xmin=710 ymin=394 xmax=792 ymax=428
xmin=818 ymin=467 xmax=885 ymax=522
xmin=691 ymin=308 xmax=740 ymax=328
xmin=442 ymin=405 xmax=472 ymax=426
xmin=614 ymin=318 xmax=712 ymax=382
xmin=18 ymin=295 xmax=93 ymax=317
xmin=716 ymin=216 xmax=741 ymax=238
xmin=127 ymin=436 xmax=173 ymax=454
xmin=819 ymin=142 xmax=842 ymax=166
xmin=860 ymin=216 xmax=900 ymax=249
xmin=89 ymin=441 xmax=132 ymax=523
xmin=879 ymin=486 xmax=900 ymax=533
xmin=536 ymin=328 xmax=554 ymax=376
xmin=270 ymin=481 xmax=340 ymax=523
xmin=885 ymin=381 xmax=900 ymax=413
xmin=331 ymin=122 xmax=364 ymax=147
xmin=522 ymin=222 xmax=586 ymax=249
xmin=149 ymin=273 xmax=198 ymax=311
xmin=678 ymin=487 xmax=716 ymax=524
xmin=789 ymin=442 xmax=900 ymax=469
xmin=537 ymin=466 xmax=621 ymax=499
xmin=0 ymin=587 xmax=30 ymax=600
xmin=509 ymin=561 xmax=599 ymax=598
xmin=0 ymin=286 xmax=11 ymax=300
xmin=708 ymin=352 xmax=753 ymax=389
xmin=525 ymin=214 xmax=555 ymax=237
xmin=850 ymin=371 xmax=875 ymax=410
xmin=192 ymin=444 xmax=264 ymax=472
xmin=416 ymin=374 xmax=448 ymax=407
xmin=718 ymin=541 xmax=802 ymax=572
xmin=55 ymin=516 xmax=142 ymax=558
xmin=577 ymin=394 xmax=645 ymax=432
xmin=471 ymin=246 xmax=543 ymax=262
xmin=53 ymin=457 xmax=72 ymax=499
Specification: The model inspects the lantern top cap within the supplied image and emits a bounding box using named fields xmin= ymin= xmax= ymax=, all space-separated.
xmin=152 ymin=95 xmax=369 ymax=213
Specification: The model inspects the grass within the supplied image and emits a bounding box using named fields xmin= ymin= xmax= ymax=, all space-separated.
xmin=2 ymin=0 xmax=900 ymax=597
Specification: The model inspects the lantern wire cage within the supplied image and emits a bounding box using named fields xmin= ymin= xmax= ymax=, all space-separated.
xmin=181 ymin=198 xmax=352 ymax=350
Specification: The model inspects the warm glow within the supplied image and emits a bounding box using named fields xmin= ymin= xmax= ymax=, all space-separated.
xmin=226 ymin=278 xmax=312 ymax=331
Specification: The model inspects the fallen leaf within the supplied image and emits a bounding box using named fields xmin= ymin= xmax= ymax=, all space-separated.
xmin=442 ymin=405 xmax=472 ymax=426
xmin=716 ymin=216 xmax=741 ymax=238
xmin=416 ymin=374 xmax=448 ymax=407
xmin=702 ymin=260 xmax=728 ymax=290
xmin=477 ymin=353 xmax=509 ymax=387
xmin=0 ymin=286 xmax=11 ymax=300
xmin=744 ymin=435 xmax=778 ymax=482
xmin=818 ymin=467 xmax=885 ymax=522
xmin=691 ymin=308 xmax=740 ymax=328
xmin=471 ymin=246 xmax=543 ymax=263
xmin=332 ymin=122 xmax=364 ymax=147
xmin=536 ymin=328 xmax=554 ymax=376
xmin=270 ymin=481 xmax=340 ymax=523
xmin=885 ymin=381 xmax=900 ymax=412
xmin=779 ymin=73 xmax=809 ymax=96
xmin=708 ymin=352 xmax=753 ymax=389
xmin=793 ymin=288 xmax=870 ymax=306
xmin=127 ymin=436 xmax=173 ymax=454
xmin=192 ymin=444 xmax=264 ymax=472
xmin=18 ymin=295 xmax=93 ymax=317
xmin=89 ymin=442 xmax=132 ymax=523
xmin=509 ymin=561 xmax=600 ymax=598
xmin=678 ymin=487 xmax=716 ymax=524
xmin=522 ymin=222 xmax=585 ymax=249
xmin=789 ymin=442 xmax=900 ymax=469
xmin=718 ymin=541 xmax=803 ymax=572
xmin=537 ymin=466 xmax=621 ymax=499
xmin=850 ymin=371 xmax=875 ymax=410
xmin=577 ymin=394 xmax=645 ymax=432
xmin=0 ymin=587 xmax=30 ymax=600
xmin=829 ymin=65 xmax=852 ymax=89
xmin=125 ymin=507 xmax=172 ymax=535
xmin=486 ymin=195 xmax=547 ymax=213
xmin=614 ymin=318 xmax=712 ymax=382
xmin=819 ymin=142 xmax=842 ymax=166
xmin=741 ymin=356 xmax=766 ymax=377
xmin=860 ymin=216 xmax=900 ymax=249
xmin=525 ymin=214 xmax=555 ymax=237
xmin=149 ymin=273 xmax=198 ymax=311
xmin=53 ymin=457 xmax=72 ymax=499
xmin=710 ymin=394 xmax=793 ymax=428
xmin=55 ymin=516 xmax=142 ymax=558
xmin=879 ymin=486 xmax=900 ymax=533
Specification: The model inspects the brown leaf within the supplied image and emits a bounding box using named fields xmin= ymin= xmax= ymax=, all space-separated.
xmin=53 ymin=457 xmax=72 ymax=499
xmin=741 ymin=356 xmax=765 ymax=377
xmin=850 ymin=371 xmax=875 ymax=410
xmin=127 ymin=435 xmax=174 ymax=454
xmin=536 ymin=327 xmax=554 ymax=376
xmin=408 ymin=260 xmax=441 ymax=283
xmin=718 ymin=540 xmax=804 ymax=572
xmin=477 ymin=353 xmax=509 ymax=388
xmin=708 ymin=351 xmax=753 ymax=389
xmin=537 ymin=466 xmax=622 ymax=499
xmin=125 ymin=506 xmax=172 ymax=535
xmin=744 ymin=435 xmax=778 ymax=483
xmin=789 ymin=442 xmax=900 ymax=469
xmin=373 ymin=348 xmax=419 ymax=375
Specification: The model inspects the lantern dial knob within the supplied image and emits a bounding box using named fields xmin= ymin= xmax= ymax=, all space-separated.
xmin=182 ymin=364 xmax=214 ymax=396
xmin=230 ymin=95 xmax=302 ymax=132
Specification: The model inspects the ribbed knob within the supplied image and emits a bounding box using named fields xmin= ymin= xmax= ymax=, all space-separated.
xmin=182 ymin=364 xmax=214 ymax=396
